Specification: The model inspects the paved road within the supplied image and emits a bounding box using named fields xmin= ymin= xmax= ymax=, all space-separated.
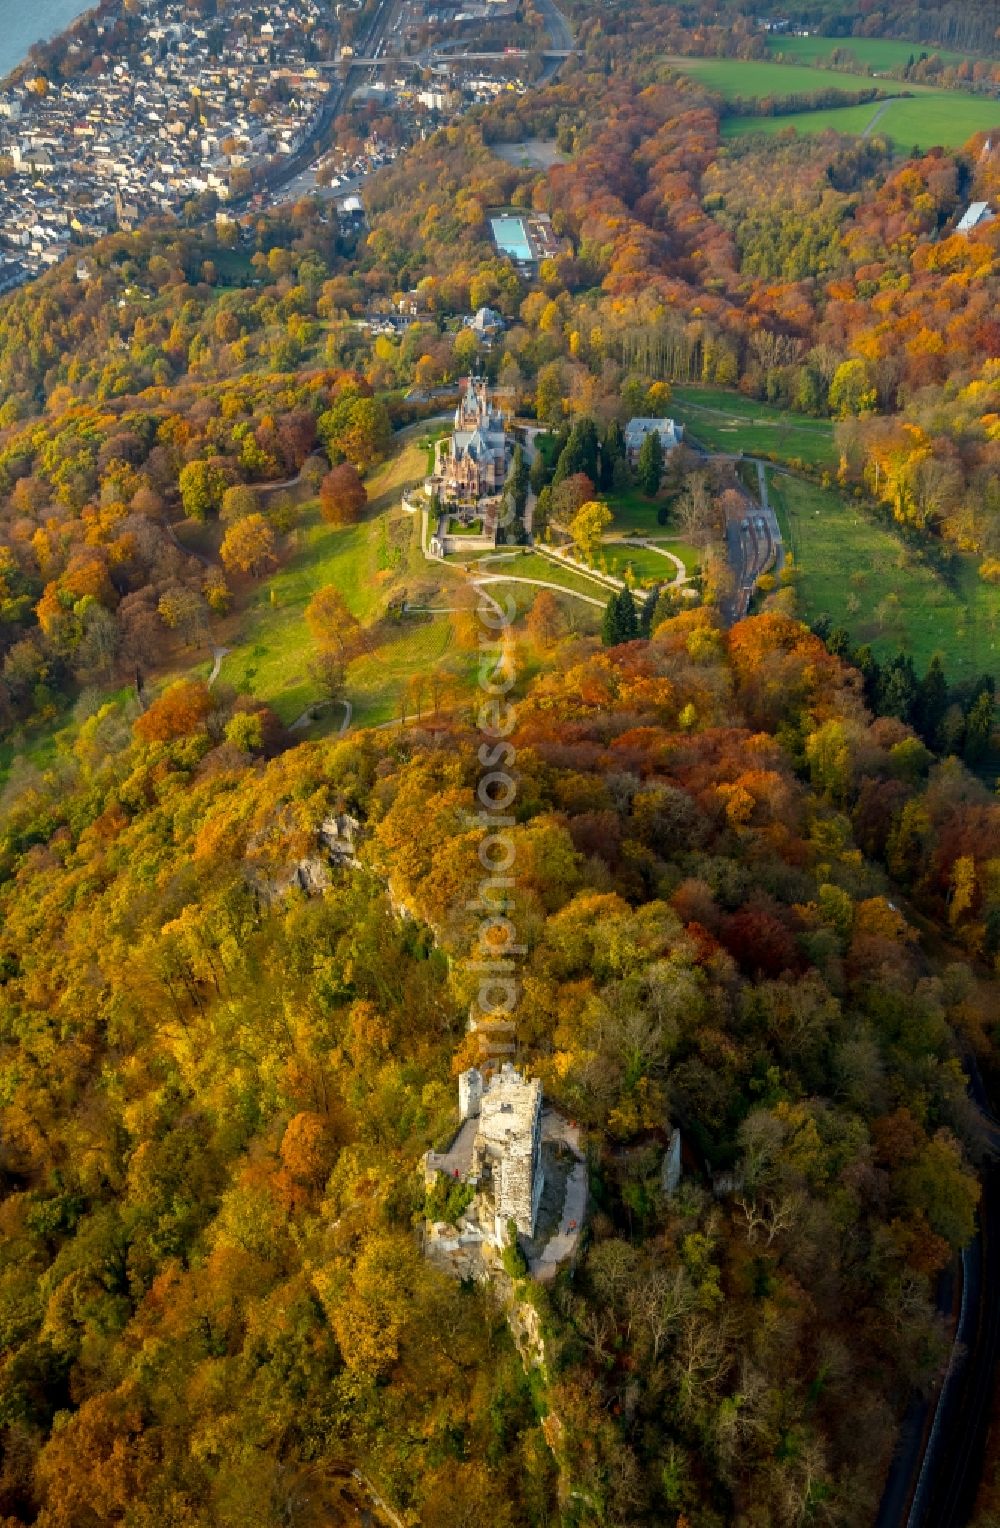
xmin=207 ymin=646 xmax=230 ymax=687
xmin=473 ymin=573 xmax=605 ymax=608
xmin=289 ymin=697 xmax=352 ymax=733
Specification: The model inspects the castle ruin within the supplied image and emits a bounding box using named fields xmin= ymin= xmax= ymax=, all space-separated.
xmin=461 ymin=1063 xmax=544 ymax=1243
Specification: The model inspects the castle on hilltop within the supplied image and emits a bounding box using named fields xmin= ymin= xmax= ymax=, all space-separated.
xmin=425 ymin=1062 xmax=544 ymax=1246
xmin=423 ymin=1063 xmax=588 ymax=1282
xmin=460 ymin=1063 xmax=545 ymax=1242
xmin=440 ymin=375 xmax=510 ymax=504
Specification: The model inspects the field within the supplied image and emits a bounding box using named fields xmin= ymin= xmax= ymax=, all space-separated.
xmin=722 ymin=94 xmax=1000 ymax=148
xmin=214 ymin=422 xmax=628 ymax=728
xmin=669 ymin=56 xmax=908 ymax=97
xmin=212 ymin=248 xmax=257 ymax=287
xmin=763 ymin=35 xmax=973 ymax=70
xmin=348 ymin=618 xmax=462 ymax=726
xmin=670 ymin=386 xmax=837 ymax=468
xmin=768 ymin=472 xmax=1000 ymax=680
xmin=478 ymin=582 xmax=602 ymax=637
xmin=604 ymin=485 xmax=669 ymax=535
xmin=722 ymin=102 xmax=888 ymax=139
xmin=667 ymin=55 xmax=1000 ymax=147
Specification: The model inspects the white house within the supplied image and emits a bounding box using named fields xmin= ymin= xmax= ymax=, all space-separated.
xmin=624 ymin=416 xmax=684 ymax=463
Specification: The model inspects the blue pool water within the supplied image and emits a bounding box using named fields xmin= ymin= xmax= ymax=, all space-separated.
xmin=491 ymin=214 xmax=534 ymax=262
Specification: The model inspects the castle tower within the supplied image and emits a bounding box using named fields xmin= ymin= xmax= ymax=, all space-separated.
xmin=459 ymin=1067 xmax=484 ymax=1120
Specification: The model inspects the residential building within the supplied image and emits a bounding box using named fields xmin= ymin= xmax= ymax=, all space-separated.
xmin=624 ymin=415 xmax=685 ymax=463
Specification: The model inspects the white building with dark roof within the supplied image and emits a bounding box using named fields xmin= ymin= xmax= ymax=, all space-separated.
xmin=624 ymin=415 xmax=684 ymax=463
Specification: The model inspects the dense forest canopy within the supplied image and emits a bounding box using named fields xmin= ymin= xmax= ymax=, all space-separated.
xmin=0 ymin=607 xmax=996 ymax=1526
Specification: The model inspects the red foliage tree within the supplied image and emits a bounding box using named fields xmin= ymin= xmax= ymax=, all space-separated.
xmin=319 ymin=463 xmax=367 ymax=527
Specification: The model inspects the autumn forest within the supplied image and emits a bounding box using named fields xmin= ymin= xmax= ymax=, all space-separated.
xmin=2 ymin=0 xmax=1000 ymax=1525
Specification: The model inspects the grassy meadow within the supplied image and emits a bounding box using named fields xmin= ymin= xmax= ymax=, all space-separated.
xmin=667 ymin=54 xmax=1000 ymax=147
xmin=769 ymin=472 xmax=1000 ymax=680
xmin=722 ymin=94 xmax=1000 ymax=148
xmin=481 ymin=549 xmax=611 ymax=600
xmin=605 ymin=544 xmax=689 ymax=585
xmin=669 ymin=387 xmax=837 ymax=469
xmin=216 ymin=424 xmax=632 ymax=728
xmin=670 ymin=56 xmax=905 ymax=97
xmin=217 ymin=432 xmax=470 ymax=727
xmin=763 ymin=35 xmax=974 ymax=70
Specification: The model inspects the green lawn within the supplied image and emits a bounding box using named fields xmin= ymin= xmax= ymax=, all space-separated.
xmin=217 ymin=431 xmax=449 ymax=725
xmin=769 ymin=472 xmax=1000 ymax=680
xmin=349 ymin=618 xmax=466 ymax=726
xmin=722 ymin=93 xmax=1000 ymax=149
xmin=668 ymin=54 xmax=1000 ymax=148
xmin=606 ymin=545 xmax=685 ymax=586
xmin=219 ymin=513 xmax=379 ymax=723
xmin=483 ymin=582 xmax=602 ymax=635
xmin=668 ymin=55 xmax=909 ymax=98
xmin=212 ymin=248 xmax=256 ymax=287
xmin=722 ymin=102 xmax=889 ymax=139
xmin=670 ymin=386 xmax=836 ymax=469
xmin=652 ymin=538 xmax=703 ymax=577
xmin=422 ymin=426 xmax=450 ymax=476
xmin=604 ymin=485 xmax=668 ymax=534
xmin=483 ymin=550 xmax=611 ymax=601
xmin=764 ymin=35 xmax=975 ymax=70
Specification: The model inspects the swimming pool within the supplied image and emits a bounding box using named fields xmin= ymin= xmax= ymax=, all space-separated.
xmin=490 ymin=214 xmax=534 ymax=262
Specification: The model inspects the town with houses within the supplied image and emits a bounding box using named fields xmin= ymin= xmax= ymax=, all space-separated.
xmin=0 ymin=0 xmax=336 ymax=287
xmin=0 ymin=0 xmax=540 ymax=293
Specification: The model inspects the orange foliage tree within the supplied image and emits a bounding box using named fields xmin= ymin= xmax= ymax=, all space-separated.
xmin=134 ymin=678 xmax=214 ymax=743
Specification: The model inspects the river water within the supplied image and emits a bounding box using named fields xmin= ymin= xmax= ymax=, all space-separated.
xmin=0 ymin=0 xmax=92 ymax=80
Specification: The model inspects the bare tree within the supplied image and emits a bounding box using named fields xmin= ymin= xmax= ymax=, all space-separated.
xmin=676 ymin=471 xmax=719 ymax=547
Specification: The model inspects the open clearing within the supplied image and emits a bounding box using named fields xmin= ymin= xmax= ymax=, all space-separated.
xmin=763 ymin=35 xmax=975 ymax=70
xmin=216 ymin=425 xmax=617 ymax=728
xmin=768 ymin=473 xmax=1000 ymax=680
xmin=670 ymin=386 xmax=836 ymax=469
xmin=604 ymin=485 xmax=670 ymax=535
xmin=605 ymin=544 xmax=682 ymax=585
xmin=722 ymin=93 xmax=1000 ymax=148
xmin=491 ymin=138 xmax=568 ymax=169
xmin=486 ymin=549 xmax=613 ymax=599
xmin=667 ymin=56 xmax=1000 ymax=147
xmin=668 ymin=55 xmax=921 ymax=97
